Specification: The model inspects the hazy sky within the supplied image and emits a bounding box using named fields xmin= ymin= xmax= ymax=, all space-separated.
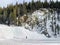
xmin=0 ymin=0 xmax=60 ymax=8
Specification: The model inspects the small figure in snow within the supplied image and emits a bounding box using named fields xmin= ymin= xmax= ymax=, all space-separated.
xmin=26 ymin=36 xmax=27 ymax=39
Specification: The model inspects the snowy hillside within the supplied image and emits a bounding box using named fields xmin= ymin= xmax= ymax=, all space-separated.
xmin=25 ymin=8 xmax=60 ymax=38
xmin=0 ymin=24 xmax=47 ymax=40
xmin=0 ymin=8 xmax=60 ymax=41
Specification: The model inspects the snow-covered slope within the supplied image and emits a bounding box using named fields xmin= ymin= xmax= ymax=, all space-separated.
xmin=0 ymin=24 xmax=14 ymax=40
xmin=0 ymin=24 xmax=47 ymax=40
xmin=0 ymin=9 xmax=60 ymax=41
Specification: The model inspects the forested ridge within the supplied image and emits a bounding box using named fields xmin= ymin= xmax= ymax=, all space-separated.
xmin=0 ymin=0 xmax=60 ymax=26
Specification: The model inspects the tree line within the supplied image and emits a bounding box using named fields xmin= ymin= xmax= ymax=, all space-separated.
xmin=0 ymin=0 xmax=60 ymax=25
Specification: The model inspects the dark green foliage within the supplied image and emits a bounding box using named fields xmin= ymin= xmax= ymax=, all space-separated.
xmin=43 ymin=0 xmax=49 ymax=8
xmin=0 ymin=0 xmax=60 ymax=25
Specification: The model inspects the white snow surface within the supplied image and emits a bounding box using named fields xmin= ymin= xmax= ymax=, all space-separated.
xmin=0 ymin=24 xmax=47 ymax=40
xmin=0 ymin=24 xmax=60 ymax=41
